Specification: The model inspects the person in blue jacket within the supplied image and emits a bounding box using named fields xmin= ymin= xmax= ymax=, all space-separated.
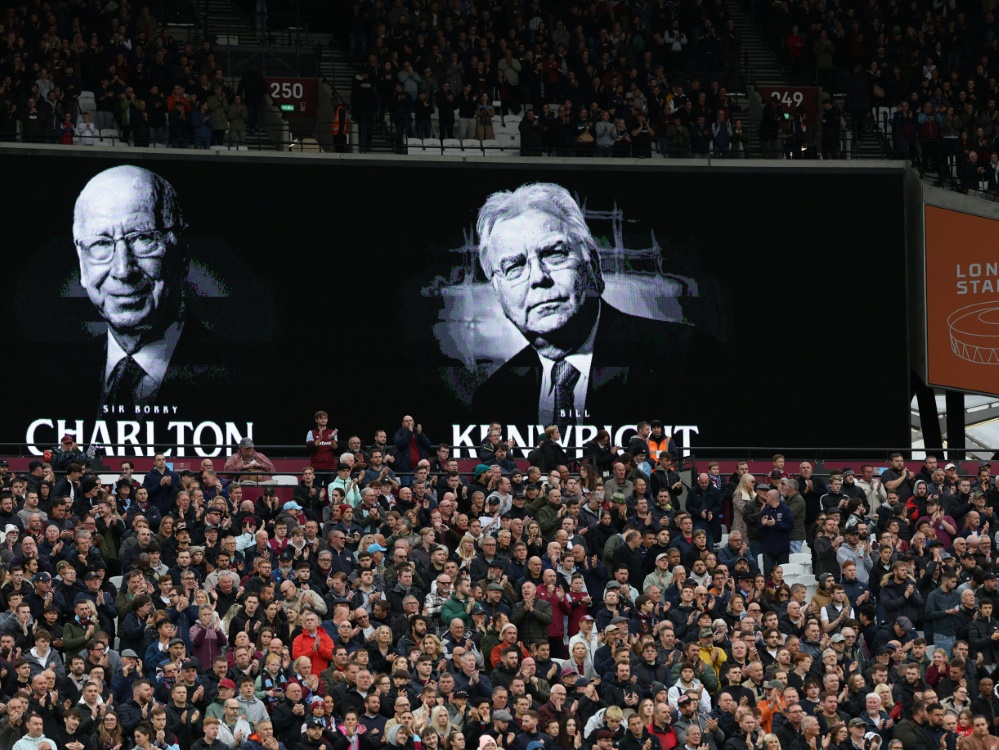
xmin=758 ymin=488 xmax=794 ymax=576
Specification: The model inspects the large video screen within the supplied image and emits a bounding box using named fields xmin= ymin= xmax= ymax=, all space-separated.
xmin=924 ymin=205 xmax=999 ymax=396
xmin=2 ymin=150 xmax=909 ymax=458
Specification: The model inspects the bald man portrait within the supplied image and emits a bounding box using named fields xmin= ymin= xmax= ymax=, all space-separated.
xmin=73 ymin=165 xmax=230 ymax=413
xmin=469 ymin=182 xmax=708 ymax=430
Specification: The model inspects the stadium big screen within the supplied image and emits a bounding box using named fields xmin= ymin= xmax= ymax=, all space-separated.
xmin=1 ymin=149 xmax=910 ymax=458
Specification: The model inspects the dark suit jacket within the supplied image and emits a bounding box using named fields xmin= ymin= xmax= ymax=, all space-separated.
xmin=91 ymin=309 xmax=249 ymax=418
xmin=470 ymin=302 xmax=707 ymax=424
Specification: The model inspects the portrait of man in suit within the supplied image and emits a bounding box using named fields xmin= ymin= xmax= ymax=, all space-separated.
xmin=470 ymin=182 xmax=708 ymax=430
xmin=73 ymin=164 xmax=229 ymax=414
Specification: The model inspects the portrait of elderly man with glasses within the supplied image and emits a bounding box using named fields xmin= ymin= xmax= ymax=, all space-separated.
xmin=471 ymin=181 xmax=701 ymax=429
xmin=73 ymin=164 xmax=229 ymax=413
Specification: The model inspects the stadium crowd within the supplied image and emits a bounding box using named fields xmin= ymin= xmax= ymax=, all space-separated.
xmin=0 ymin=0 xmax=267 ymax=148
xmin=0 ymin=415 xmax=997 ymax=750
xmin=751 ymin=0 xmax=999 ymax=178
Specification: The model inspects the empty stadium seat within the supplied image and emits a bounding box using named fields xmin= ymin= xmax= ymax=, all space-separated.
xmin=479 ymin=139 xmax=505 ymax=155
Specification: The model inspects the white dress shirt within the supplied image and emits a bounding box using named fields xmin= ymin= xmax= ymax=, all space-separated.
xmin=537 ymin=307 xmax=600 ymax=425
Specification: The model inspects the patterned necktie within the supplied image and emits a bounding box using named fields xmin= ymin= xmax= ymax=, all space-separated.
xmin=104 ymin=355 xmax=146 ymax=407
xmin=552 ymin=359 xmax=581 ymax=431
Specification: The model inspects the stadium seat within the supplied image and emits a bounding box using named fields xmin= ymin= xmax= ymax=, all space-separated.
xmin=789 ymin=553 xmax=811 ymax=566
xmin=781 ymin=563 xmax=807 ymax=576
xmin=480 ymin=139 xmax=505 ymax=155
xmin=441 ymin=138 xmax=462 ymax=150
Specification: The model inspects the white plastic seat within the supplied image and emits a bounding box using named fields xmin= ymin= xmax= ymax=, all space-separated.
xmin=782 ymin=563 xmax=807 ymax=576
xmin=441 ymin=138 xmax=462 ymax=149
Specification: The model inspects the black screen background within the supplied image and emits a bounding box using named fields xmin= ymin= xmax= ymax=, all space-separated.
xmin=0 ymin=150 xmax=909 ymax=454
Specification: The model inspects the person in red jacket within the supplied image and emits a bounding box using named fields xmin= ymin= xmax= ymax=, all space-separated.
xmin=307 ymin=410 xmax=339 ymax=492
xmin=536 ymin=569 xmax=572 ymax=658
xmin=292 ymin=610 xmax=335 ymax=673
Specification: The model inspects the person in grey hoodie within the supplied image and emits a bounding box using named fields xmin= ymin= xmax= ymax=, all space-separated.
xmin=594 ymin=111 xmax=617 ymax=158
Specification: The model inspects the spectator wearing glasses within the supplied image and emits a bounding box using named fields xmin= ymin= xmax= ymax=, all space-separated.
xmin=72 ymin=166 xmax=233 ymax=415
xmin=424 ymin=574 xmax=453 ymax=638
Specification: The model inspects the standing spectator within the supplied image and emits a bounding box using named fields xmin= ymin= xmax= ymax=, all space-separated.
xmin=759 ymin=95 xmax=783 ymax=158
xmin=20 ymin=99 xmax=43 ymax=143
xmin=595 ymin=110 xmax=616 ymax=157
xmin=786 ymin=26 xmax=805 ymax=82
xmin=710 ymin=110 xmax=732 ymax=157
xmin=812 ymin=517 xmax=843 ymax=580
xmin=457 ymin=84 xmax=477 ymax=141
xmin=237 ymin=66 xmax=266 ymax=133
xmin=759 ymin=489 xmax=793 ymax=575
xmin=667 ymin=115 xmax=690 ymax=157
xmin=390 ymin=83 xmax=412 ymax=153
xmin=918 ymin=102 xmax=943 ymax=175
xmin=413 ymin=91 xmax=433 ymax=141
xmin=192 ymin=101 xmax=213 ymax=149
xmin=435 ymin=84 xmax=456 ymax=141
xmin=167 ymin=85 xmax=192 ymax=147
xmin=307 ymin=411 xmax=338 ymax=491
xmin=519 ymin=109 xmax=544 ymax=155
xmin=146 ymin=86 xmax=167 ymax=145
xmin=819 ymin=99 xmax=842 ymax=159
xmin=392 ymin=417 xmax=431 ymax=474
xmin=631 ymin=111 xmax=654 ymax=157
xmin=228 ymin=95 xmax=248 ymax=146
xmin=75 ymin=112 xmax=96 ymax=145
xmin=475 ymin=93 xmax=495 ymax=143
xmin=207 ymin=86 xmax=229 ymax=146
xmin=58 ymin=113 xmax=74 ymax=144
xmin=731 ymin=120 xmax=749 ymax=159
xmin=689 ymin=116 xmax=711 ymax=158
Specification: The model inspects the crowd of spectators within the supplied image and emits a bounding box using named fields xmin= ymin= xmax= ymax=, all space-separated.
xmin=3 ymin=414 xmax=999 ymax=750
xmin=0 ymin=0 xmax=269 ymax=148
xmin=343 ymin=0 xmax=755 ymax=156
xmin=750 ymin=0 xmax=999 ymax=178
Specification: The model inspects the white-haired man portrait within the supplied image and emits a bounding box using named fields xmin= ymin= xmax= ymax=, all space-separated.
xmin=471 ymin=182 xmax=701 ymax=429
xmin=73 ymin=164 xmax=229 ymax=413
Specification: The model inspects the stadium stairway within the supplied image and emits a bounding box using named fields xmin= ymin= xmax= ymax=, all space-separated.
xmin=727 ymin=1 xmax=791 ymax=87
xmin=203 ymin=0 xmax=262 ymax=44
xmin=720 ymin=532 xmax=818 ymax=600
xmin=319 ymin=44 xmax=397 ymax=153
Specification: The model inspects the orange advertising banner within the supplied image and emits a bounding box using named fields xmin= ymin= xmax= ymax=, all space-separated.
xmin=926 ymin=205 xmax=999 ymax=394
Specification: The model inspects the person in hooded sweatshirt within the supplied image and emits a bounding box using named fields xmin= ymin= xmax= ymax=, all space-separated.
xmin=385 ymin=724 xmax=415 ymax=750
xmin=12 ymin=714 xmax=54 ymax=750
